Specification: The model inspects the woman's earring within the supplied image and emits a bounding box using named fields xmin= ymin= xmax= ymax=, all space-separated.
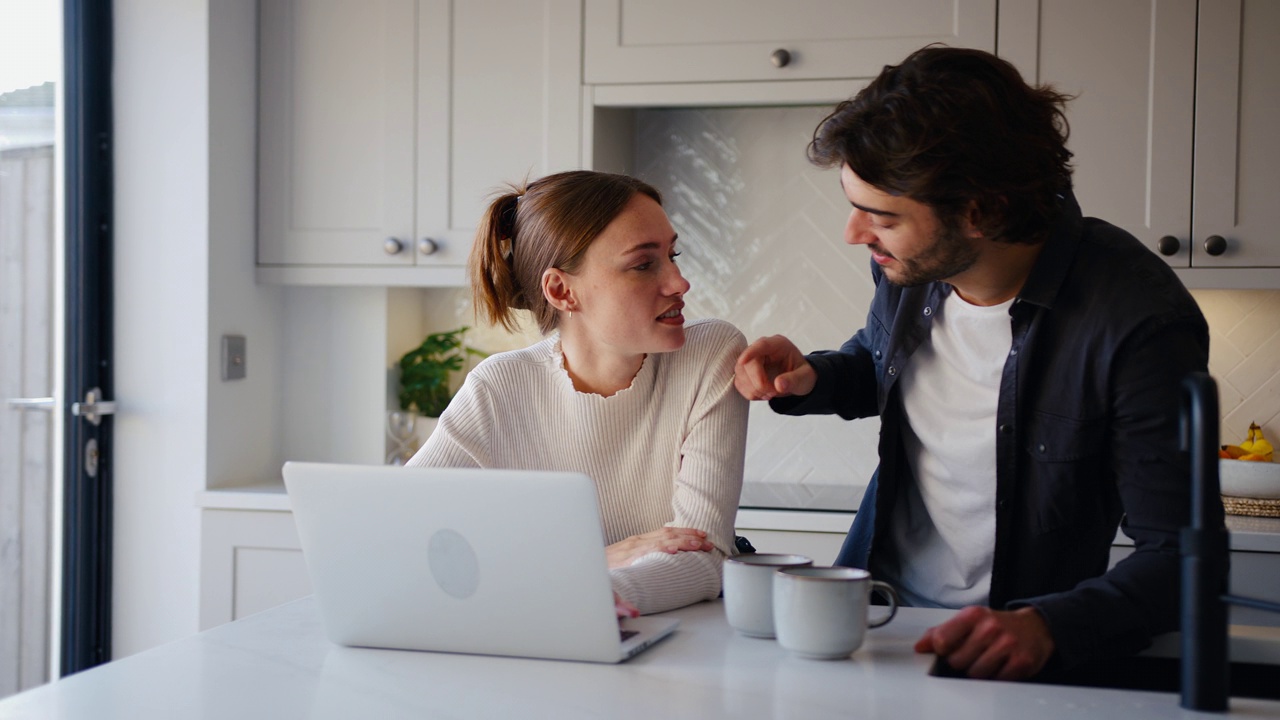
xmin=568 ymin=309 xmax=573 ymax=319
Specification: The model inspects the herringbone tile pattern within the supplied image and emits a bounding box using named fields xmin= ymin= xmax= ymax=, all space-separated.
xmin=635 ymin=107 xmax=881 ymax=502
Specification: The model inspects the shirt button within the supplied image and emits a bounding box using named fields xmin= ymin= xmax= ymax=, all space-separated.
xmin=874 ymin=350 xmax=882 ymax=359
xmin=1010 ymin=348 xmax=1019 ymax=356
xmin=1038 ymin=444 xmax=1047 ymax=453
xmin=923 ymin=306 xmax=933 ymax=317
xmin=998 ymin=424 xmax=1011 ymax=435
xmin=997 ymin=499 xmax=1008 ymax=511
xmin=888 ymin=366 xmax=897 ymax=376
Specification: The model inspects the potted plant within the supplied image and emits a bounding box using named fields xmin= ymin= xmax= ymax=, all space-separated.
xmin=397 ymin=326 xmax=488 ymax=418
xmin=387 ymin=327 xmax=487 ymax=465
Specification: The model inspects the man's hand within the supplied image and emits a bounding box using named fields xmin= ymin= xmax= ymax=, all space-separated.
xmin=606 ymin=527 xmax=714 ymax=569
xmin=734 ymin=335 xmax=816 ymax=401
xmin=914 ymin=606 xmax=1055 ymax=681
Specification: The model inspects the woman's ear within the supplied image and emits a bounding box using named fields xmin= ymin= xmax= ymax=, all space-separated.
xmin=542 ymin=268 xmax=574 ymax=313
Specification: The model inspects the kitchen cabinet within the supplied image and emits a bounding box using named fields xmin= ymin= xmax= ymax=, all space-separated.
xmin=584 ymin=0 xmax=996 ymax=85
xmin=199 ymin=508 xmax=310 ymax=629
xmin=256 ymin=0 xmax=582 ymax=285
xmin=1000 ymin=0 xmax=1280 ymax=279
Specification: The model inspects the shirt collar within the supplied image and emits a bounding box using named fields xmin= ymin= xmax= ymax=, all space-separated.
xmin=1014 ymin=191 xmax=1083 ymax=311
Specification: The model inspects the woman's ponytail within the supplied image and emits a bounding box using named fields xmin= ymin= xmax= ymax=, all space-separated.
xmin=469 ymin=189 xmax=524 ymax=332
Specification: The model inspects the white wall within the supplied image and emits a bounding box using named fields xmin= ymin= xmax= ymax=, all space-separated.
xmin=112 ymin=0 xmax=210 ymax=657
xmin=207 ymin=0 xmax=285 ymax=487
xmin=114 ymin=0 xmax=287 ymax=658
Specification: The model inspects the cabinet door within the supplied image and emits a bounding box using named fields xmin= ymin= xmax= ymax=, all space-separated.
xmin=417 ymin=0 xmax=583 ymax=266
xmin=258 ymin=0 xmax=417 ymax=266
xmin=1002 ymin=0 xmax=1197 ymax=265
xmin=1193 ymin=0 xmax=1280 ymax=268
xmin=585 ymin=0 xmax=996 ymax=85
xmin=200 ymin=510 xmax=312 ymax=630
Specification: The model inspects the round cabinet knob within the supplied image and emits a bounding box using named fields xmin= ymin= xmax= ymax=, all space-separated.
xmin=770 ymin=48 xmax=792 ymax=68
xmin=418 ymin=237 xmax=440 ymax=256
xmin=1156 ymin=235 xmax=1180 ymax=256
xmin=1203 ymin=235 xmax=1228 ymax=257
xmin=383 ymin=237 xmax=405 ymax=255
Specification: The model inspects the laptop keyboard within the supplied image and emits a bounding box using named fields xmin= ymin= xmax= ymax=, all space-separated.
xmin=620 ymin=629 xmax=639 ymax=642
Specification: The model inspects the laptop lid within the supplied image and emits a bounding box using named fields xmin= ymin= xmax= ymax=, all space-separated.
xmin=282 ymin=462 xmax=678 ymax=663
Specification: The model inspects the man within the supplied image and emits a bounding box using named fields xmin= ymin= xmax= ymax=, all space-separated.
xmin=735 ymin=46 xmax=1212 ymax=681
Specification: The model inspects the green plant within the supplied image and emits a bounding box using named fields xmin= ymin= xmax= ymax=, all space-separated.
xmin=396 ymin=327 xmax=488 ymax=417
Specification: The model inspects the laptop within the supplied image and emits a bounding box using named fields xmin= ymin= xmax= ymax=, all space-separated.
xmin=282 ymin=461 xmax=679 ymax=663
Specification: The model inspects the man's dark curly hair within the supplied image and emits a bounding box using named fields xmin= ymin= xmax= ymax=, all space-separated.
xmin=808 ymin=45 xmax=1075 ymax=244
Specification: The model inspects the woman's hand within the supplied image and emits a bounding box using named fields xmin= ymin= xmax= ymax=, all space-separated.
xmin=606 ymin=527 xmax=715 ymax=569
xmin=614 ymin=592 xmax=640 ymax=618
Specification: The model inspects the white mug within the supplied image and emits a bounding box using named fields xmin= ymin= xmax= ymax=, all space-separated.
xmin=722 ymin=554 xmax=813 ymax=638
xmin=773 ymin=566 xmax=899 ymax=660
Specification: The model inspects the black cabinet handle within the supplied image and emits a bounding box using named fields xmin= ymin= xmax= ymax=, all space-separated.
xmin=1157 ymin=235 xmax=1180 ymax=256
xmin=1203 ymin=235 xmax=1228 ymax=256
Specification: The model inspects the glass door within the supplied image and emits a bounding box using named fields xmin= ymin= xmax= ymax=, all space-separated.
xmin=0 ymin=0 xmax=113 ymax=697
xmin=0 ymin=0 xmax=62 ymax=698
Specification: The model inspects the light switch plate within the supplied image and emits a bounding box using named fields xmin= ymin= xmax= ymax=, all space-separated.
xmin=222 ymin=335 xmax=246 ymax=381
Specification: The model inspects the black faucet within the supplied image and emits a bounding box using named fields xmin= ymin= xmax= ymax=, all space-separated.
xmin=1179 ymin=373 xmax=1280 ymax=711
xmin=1178 ymin=373 xmax=1230 ymax=711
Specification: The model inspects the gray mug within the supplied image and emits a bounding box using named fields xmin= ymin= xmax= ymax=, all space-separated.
xmin=722 ymin=554 xmax=813 ymax=638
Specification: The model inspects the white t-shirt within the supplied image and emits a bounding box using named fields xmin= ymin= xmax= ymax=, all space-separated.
xmin=885 ymin=290 xmax=1014 ymax=608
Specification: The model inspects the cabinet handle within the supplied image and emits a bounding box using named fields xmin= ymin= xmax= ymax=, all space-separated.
xmin=770 ymin=48 xmax=792 ymax=68
xmin=384 ymin=237 xmax=405 ymax=255
xmin=418 ymin=238 xmax=440 ymax=256
xmin=1156 ymin=235 xmax=1181 ymax=256
xmin=1203 ymin=235 xmax=1228 ymax=257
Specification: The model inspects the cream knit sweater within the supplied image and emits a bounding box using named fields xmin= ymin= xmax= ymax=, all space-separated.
xmin=407 ymin=318 xmax=748 ymax=615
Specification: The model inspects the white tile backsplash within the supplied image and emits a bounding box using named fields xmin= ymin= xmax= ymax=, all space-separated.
xmin=1192 ymin=289 xmax=1280 ymax=447
xmin=418 ymin=108 xmax=1280 ymax=509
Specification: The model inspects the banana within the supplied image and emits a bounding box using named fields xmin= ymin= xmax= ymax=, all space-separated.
xmin=1220 ymin=444 xmax=1249 ymax=459
xmin=1233 ymin=422 xmax=1274 ymax=462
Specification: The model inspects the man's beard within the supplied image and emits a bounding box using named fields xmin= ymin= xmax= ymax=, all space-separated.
xmin=874 ymin=220 xmax=979 ymax=288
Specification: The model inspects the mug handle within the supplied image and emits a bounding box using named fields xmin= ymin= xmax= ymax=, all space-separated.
xmin=868 ymin=580 xmax=900 ymax=628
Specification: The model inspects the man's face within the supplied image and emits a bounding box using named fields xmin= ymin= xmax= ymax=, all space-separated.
xmin=839 ymin=165 xmax=979 ymax=287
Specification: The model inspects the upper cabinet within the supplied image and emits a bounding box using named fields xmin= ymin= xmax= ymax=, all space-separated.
xmin=1001 ymin=0 xmax=1280 ymax=274
xmin=1193 ymin=1 xmax=1279 ymax=269
xmin=584 ymin=0 xmax=997 ymax=85
xmin=257 ymin=0 xmax=583 ymax=285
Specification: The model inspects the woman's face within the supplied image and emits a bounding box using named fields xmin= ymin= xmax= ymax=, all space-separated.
xmin=564 ymin=194 xmax=691 ymax=356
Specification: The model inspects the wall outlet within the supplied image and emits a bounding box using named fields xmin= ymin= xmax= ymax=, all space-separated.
xmin=222 ymin=334 xmax=246 ymax=381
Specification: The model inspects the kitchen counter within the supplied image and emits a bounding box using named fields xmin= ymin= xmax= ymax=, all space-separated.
xmin=3 ymin=597 xmax=1278 ymax=718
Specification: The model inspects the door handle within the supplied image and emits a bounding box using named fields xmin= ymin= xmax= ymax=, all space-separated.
xmin=70 ymin=387 xmax=116 ymax=426
xmin=6 ymin=396 xmax=55 ymax=411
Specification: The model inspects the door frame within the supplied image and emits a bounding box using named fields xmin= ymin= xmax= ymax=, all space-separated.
xmin=60 ymin=0 xmax=113 ymax=675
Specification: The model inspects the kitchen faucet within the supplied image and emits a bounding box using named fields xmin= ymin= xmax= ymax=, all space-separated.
xmin=1179 ymin=373 xmax=1280 ymax=711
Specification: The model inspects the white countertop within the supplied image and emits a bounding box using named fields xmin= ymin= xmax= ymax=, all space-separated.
xmin=3 ymin=597 xmax=1278 ymax=719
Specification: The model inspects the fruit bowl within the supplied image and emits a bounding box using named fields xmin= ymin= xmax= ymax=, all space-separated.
xmin=1219 ymin=458 xmax=1280 ymax=499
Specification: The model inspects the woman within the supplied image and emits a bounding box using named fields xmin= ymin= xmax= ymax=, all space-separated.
xmin=407 ymin=170 xmax=748 ymax=616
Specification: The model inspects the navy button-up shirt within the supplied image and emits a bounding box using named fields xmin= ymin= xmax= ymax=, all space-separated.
xmin=772 ymin=193 xmax=1212 ymax=670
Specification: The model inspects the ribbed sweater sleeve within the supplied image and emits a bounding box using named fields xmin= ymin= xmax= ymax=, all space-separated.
xmin=609 ymin=322 xmax=748 ymax=614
